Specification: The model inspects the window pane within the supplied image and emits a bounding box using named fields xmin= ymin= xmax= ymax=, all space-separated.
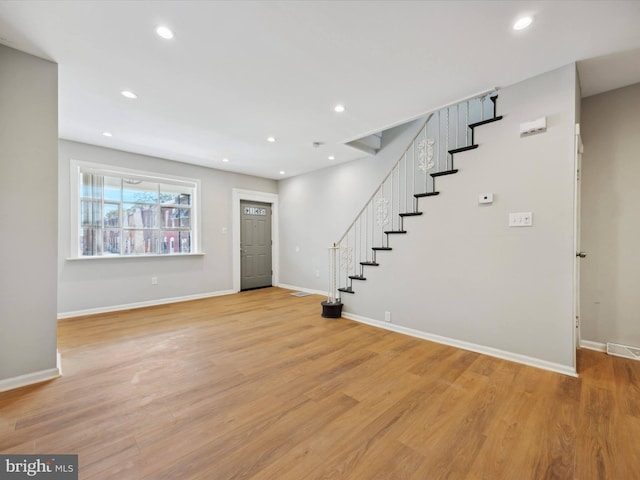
xmin=103 ymin=229 xmax=121 ymax=255
xmin=180 ymin=208 xmax=191 ymax=228
xmin=124 ymin=204 xmax=157 ymax=228
xmin=160 ymin=184 xmax=192 ymax=205
xmin=122 ymin=180 xmax=158 ymax=204
xmin=123 ymin=230 xmax=159 ymax=255
xmin=179 ymin=231 xmax=191 ymax=253
xmin=103 ymin=203 xmax=120 ymax=227
xmin=161 ymin=207 xmax=181 ymax=228
xmin=80 ymin=227 xmax=102 ymax=256
xmin=160 ymin=231 xmax=181 ymax=254
xmin=103 ymin=176 xmax=122 ymax=202
xmin=81 ymin=201 xmax=101 ymax=227
xmin=81 ymin=173 xmax=103 ymax=199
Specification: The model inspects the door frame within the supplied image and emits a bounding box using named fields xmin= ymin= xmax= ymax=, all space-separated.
xmin=573 ymin=124 xmax=584 ymax=355
xmin=232 ymin=189 xmax=279 ymax=292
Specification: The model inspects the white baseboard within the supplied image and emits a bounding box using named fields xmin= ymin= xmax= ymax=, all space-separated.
xmin=580 ymin=340 xmax=607 ymax=352
xmin=342 ymin=311 xmax=578 ymax=378
xmin=57 ymin=289 xmax=236 ymax=320
xmin=277 ymin=283 xmax=328 ymax=297
xmin=0 ymin=367 xmax=61 ymax=393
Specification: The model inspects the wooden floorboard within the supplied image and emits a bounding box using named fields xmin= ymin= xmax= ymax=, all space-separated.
xmin=1 ymin=286 xmax=639 ymax=479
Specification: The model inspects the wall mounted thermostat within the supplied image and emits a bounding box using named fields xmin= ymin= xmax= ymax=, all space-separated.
xmin=478 ymin=193 xmax=493 ymax=204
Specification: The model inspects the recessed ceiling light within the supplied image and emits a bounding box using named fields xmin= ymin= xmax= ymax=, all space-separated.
xmin=102 ymin=131 xmax=113 ymax=137
xmin=279 ymin=171 xmax=285 ymax=175
xmin=121 ymin=90 xmax=137 ymax=99
xmin=328 ymin=155 xmax=335 ymax=160
xmin=334 ymin=104 xmax=345 ymax=113
xmin=156 ymin=26 xmax=174 ymax=40
xmin=222 ymin=158 xmax=229 ymax=162
xmin=267 ymin=136 xmax=276 ymax=143
xmin=513 ymin=16 xmax=533 ymax=30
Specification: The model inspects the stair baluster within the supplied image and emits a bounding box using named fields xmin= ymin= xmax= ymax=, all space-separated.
xmin=326 ymin=91 xmax=502 ymax=305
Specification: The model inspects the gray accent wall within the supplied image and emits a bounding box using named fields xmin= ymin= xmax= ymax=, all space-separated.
xmin=0 ymin=45 xmax=59 ymax=382
xmin=580 ymin=82 xmax=640 ymax=347
xmin=58 ymin=140 xmax=277 ymax=315
xmin=279 ymin=64 xmax=579 ymax=370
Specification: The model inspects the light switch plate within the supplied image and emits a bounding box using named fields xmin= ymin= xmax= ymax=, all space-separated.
xmin=509 ymin=212 xmax=533 ymax=227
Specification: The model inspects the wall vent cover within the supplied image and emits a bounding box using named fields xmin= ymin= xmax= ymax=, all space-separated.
xmin=606 ymin=342 xmax=640 ymax=361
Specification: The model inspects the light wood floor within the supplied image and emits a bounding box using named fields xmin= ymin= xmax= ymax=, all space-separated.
xmin=1 ymin=287 xmax=639 ymax=479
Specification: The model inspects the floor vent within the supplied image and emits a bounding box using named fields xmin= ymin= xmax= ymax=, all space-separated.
xmin=291 ymin=291 xmax=311 ymax=297
xmin=606 ymin=342 xmax=640 ymax=361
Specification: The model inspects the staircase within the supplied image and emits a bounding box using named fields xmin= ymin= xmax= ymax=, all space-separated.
xmin=328 ymin=91 xmax=503 ymax=301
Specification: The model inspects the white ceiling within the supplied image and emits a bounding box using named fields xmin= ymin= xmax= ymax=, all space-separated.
xmin=1 ymin=1 xmax=639 ymax=180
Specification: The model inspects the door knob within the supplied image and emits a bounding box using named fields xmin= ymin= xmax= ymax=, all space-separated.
xmin=576 ymin=252 xmax=587 ymax=258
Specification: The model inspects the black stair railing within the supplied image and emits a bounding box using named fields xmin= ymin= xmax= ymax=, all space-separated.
xmin=325 ymin=90 xmax=502 ymax=304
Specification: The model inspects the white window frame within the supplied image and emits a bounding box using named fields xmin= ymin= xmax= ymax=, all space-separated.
xmin=69 ymin=159 xmax=202 ymax=259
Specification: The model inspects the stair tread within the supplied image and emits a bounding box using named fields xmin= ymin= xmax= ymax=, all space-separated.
xmin=384 ymin=230 xmax=407 ymax=234
xmin=360 ymin=261 xmax=379 ymax=266
xmin=372 ymin=247 xmax=392 ymax=251
xmin=468 ymin=116 xmax=503 ymax=129
xmin=431 ymin=169 xmax=458 ymax=178
xmin=349 ymin=275 xmax=366 ymax=280
xmin=414 ymin=191 xmax=440 ymax=198
xmin=338 ymin=287 xmax=354 ymax=294
xmin=399 ymin=212 xmax=423 ymax=217
xmin=448 ymin=145 xmax=478 ymax=154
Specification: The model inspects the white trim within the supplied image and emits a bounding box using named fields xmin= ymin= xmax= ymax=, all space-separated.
xmin=0 ymin=368 xmax=61 ymax=393
xmin=342 ymin=311 xmax=578 ymax=378
xmin=277 ymin=283 xmax=328 ymax=297
xmin=232 ymin=189 xmax=279 ymax=292
xmin=57 ymin=289 xmax=235 ymax=319
xmin=580 ymin=340 xmax=607 ymax=352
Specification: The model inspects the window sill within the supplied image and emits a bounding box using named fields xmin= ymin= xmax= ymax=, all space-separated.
xmin=66 ymin=253 xmax=205 ymax=261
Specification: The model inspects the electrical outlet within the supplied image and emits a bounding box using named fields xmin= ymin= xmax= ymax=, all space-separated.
xmin=315 ymin=270 xmax=320 ymax=278
xmin=151 ymin=277 xmax=158 ymax=285
xmin=384 ymin=311 xmax=391 ymax=323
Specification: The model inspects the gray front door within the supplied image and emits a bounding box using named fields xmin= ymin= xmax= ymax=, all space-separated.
xmin=240 ymin=201 xmax=272 ymax=290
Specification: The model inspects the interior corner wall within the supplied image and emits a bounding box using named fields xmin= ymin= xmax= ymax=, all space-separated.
xmin=277 ymin=117 xmax=427 ymax=293
xmin=58 ymin=140 xmax=277 ymax=315
xmin=280 ymin=64 xmax=578 ymax=372
xmin=0 ymin=45 xmax=59 ymax=384
xmin=580 ymin=82 xmax=640 ymax=347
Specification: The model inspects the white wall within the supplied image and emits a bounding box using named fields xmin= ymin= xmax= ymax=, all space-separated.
xmin=0 ymin=45 xmax=59 ymax=387
xmin=58 ymin=140 xmax=277 ymax=315
xmin=580 ymin=82 xmax=640 ymax=347
xmin=279 ymin=64 xmax=579 ymax=373
xmin=278 ymin=118 xmax=426 ymax=293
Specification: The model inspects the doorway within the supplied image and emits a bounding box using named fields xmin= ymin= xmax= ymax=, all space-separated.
xmin=240 ymin=200 xmax=272 ymax=290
